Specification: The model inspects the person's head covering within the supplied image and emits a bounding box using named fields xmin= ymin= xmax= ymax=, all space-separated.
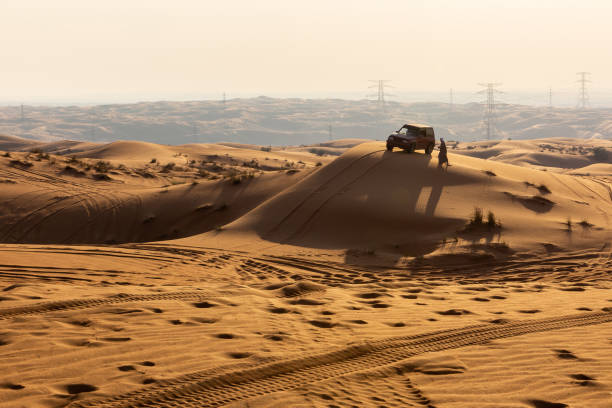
xmin=440 ymin=138 xmax=444 ymax=142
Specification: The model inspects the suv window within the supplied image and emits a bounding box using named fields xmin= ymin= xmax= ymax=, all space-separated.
xmin=398 ymin=128 xmax=407 ymax=135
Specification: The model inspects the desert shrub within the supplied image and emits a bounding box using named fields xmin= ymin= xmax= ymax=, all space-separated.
xmin=150 ymin=158 xmax=157 ymax=163
xmin=483 ymin=170 xmax=496 ymax=177
xmin=29 ymin=148 xmax=43 ymax=154
xmin=260 ymin=146 xmax=271 ymax=152
xmin=63 ymin=165 xmax=86 ymax=177
xmin=315 ymin=162 xmax=322 ymax=166
xmin=92 ymin=173 xmax=111 ymax=181
xmin=565 ymin=217 xmax=573 ymax=232
xmin=9 ymin=159 xmax=33 ymax=168
xmin=591 ymin=147 xmax=609 ymax=162
xmin=94 ymin=161 xmax=112 ymax=173
xmin=231 ymin=174 xmax=242 ymax=184
xmin=470 ymin=207 xmax=484 ymax=226
xmin=579 ymin=219 xmax=594 ymax=228
xmin=537 ymin=184 xmax=551 ymax=194
xmin=67 ymin=156 xmax=80 ymax=164
xmin=2 ymin=152 xmax=10 ymax=157
xmin=244 ymin=159 xmax=259 ymax=168
xmin=308 ymin=148 xmax=327 ymax=156
xmin=486 ymin=211 xmax=501 ymax=229
xmin=161 ymin=162 xmax=175 ymax=173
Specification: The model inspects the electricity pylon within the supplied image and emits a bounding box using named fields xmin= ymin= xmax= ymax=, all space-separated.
xmin=477 ymin=83 xmax=503 ymax=140
xmin=368 ymin=80 xmax=394 ymax=111
xmin=576 ymin=72 xmax=591 ymax=109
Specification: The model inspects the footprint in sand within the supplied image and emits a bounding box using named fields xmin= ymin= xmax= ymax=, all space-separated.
xmin=118 ymin=365 xmax=136 ymax=372
xmin=227 ymin=352 xmax=251 ymax=359
xmin=101 ymin=337 xmax=131 ymax=342
xmin=528 ymin=400 xmax=568 ymax=408
xmin=0 ymin=382 xmax=25 ymax=390
xmin=289 ymin=298 xmax=325 ymax=306
xmin=264 ymin=334 xmax=284 ymax=341
xmin=569 ymin=374 xmax=596 ymax=386
xmin=437 ymin=309 xmax=472 ymax=316
xmin=348 ymin=319 xmax=368 ymax=325
xmin=309 ymin=320 xmax=337 ymax=328
xmin=268 ymin=307 xmax=291 ymax=314
xmin=190 ymin=317 xmax=218 ymax=324
xmin=554 ymin=349 xmax=579 ymax=360
xmin=193 ymin=301 xmax=216 ymax=308
xmin=355 ymin=292 xmax=385 ymax=299
xmin=64 ymin=383 xmax=98 ymax=395
xmin=215 ymin=333 xmax=236 ymax=339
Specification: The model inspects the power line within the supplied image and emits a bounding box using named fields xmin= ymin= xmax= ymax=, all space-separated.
xmin=477 ymin=82 xmax=503 ymax=140
xmin=367 ymin=80 xmax=394 ymax=111
xmin=576 ymin=72 xmax=591 ymax=109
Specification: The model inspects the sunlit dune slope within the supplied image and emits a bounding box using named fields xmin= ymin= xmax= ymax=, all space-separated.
xmin=453 ymin=138 xmax=612 ymax=173
xmin=194 ymin=142 xmax=611 ymax=253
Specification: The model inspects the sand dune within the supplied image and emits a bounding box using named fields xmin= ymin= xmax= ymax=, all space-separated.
xmin=191 ymin=142 xmax=610 ymax=259
xmin=0 ymin=143 xmax=329 ymax=244
xmin=0 ymin=137 xmax=610 ymax=408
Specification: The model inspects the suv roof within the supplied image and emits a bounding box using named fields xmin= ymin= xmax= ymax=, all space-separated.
xmin=402 ymin=123 xmax=432 ymax=129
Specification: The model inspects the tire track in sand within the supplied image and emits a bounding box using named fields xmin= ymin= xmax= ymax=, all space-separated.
xmin=0 ymin=291 xmax=211 ymax=320
xmin=68 ymin=309 xmax=612 ymax=408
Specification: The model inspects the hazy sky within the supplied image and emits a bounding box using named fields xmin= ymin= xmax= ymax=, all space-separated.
xmin=2 ymin=0 xmax=612 ymax=102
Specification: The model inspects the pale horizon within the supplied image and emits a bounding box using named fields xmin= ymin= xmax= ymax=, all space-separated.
xmin=2 ymin=1 xmax=612 ymax=104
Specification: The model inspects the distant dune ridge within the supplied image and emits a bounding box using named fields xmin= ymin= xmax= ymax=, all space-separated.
xmin=0 ymin=135 xmax=611 ymax=408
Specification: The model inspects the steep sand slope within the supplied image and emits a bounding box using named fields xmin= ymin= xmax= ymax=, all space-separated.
xmin=188 ymin=142 xmax=611 ymax=258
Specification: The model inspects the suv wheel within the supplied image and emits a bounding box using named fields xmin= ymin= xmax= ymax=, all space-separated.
xmin=405 ymin=144 xmax=415 ymax=153
xmin=425 ymin=143 xmax=434 ymax=155
xmin=386 ymin=142 xmax=393 ymax=151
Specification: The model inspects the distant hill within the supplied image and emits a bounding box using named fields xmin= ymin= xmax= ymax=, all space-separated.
xmin=0 ymin=98 xmax=611 ymax=145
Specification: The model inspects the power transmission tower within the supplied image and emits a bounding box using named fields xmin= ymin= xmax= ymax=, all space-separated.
xmin=548 ymin=87 xmax=552 ymax=108
xmin=222 ymin=92 xmax=226 ymax=106
xmin=449 ymin=88 xmax=454 ymax=111
xmin=576 ymin=72 xmax=591 ymax=109
xmin=20 ymin=104 xmax=24 ymax=122
xmin=477 ymin=83 xmax=503 ymax=140
xmin=367 ymin=80 xmax=393 ymax=111
xmin=328 ymin=123 xmax=333 ymax=141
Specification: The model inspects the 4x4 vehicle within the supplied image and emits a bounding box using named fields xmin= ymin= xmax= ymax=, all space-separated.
xmin=386 ymin=124 xmax=435 ymax=154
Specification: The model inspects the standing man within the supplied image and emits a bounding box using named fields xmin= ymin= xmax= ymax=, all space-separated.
xmin=438 ymin=138 xmax=449 ymax=169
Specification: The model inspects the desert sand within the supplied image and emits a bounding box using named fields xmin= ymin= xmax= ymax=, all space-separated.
xmin=0 ymin=136 xmax=611 ymax=408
